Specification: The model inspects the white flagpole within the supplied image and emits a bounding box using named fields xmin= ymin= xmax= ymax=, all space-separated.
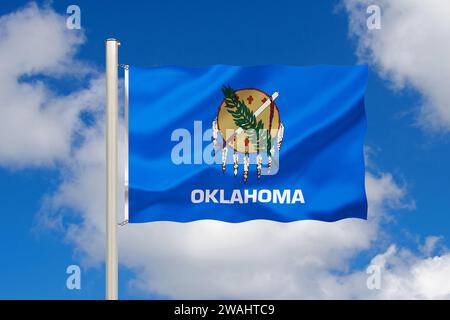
xmin=105 ymin=38 xmax=120 ymax=300
xmin=124 ymin=65 xmax=129 ymax=223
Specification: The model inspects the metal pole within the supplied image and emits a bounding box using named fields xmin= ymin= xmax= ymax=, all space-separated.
xmin=124 ymin=65 xmax=129 ymax=223
xmin=105 ymin=38 xmax=120 ymax=300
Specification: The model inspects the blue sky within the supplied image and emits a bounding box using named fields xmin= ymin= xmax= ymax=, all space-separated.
xmin=0 ymin=0 xmax=449 ymax=299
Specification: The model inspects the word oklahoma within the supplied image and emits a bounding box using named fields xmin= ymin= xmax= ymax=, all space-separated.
xmin=191 ymin=189 xmax=305 ymax=204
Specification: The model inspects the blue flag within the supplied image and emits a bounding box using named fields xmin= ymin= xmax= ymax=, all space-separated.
xmin=128 ymin=65 xmax=368 ymax=223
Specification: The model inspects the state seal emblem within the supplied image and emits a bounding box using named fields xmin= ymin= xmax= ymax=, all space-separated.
xmin=212 ymin=85 xmax=284 ymax=182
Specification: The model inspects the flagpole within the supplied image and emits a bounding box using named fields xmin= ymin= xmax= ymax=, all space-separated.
xmin=105 ymin=38 xmax=120 ymax=300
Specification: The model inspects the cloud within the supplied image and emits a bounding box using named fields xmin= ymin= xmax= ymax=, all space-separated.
xmin=41 ymin=122 xmax=450 ymax=299
xmin=320 ymin=241 xmax=450 ymax=299
xmin=419 ymin=235 xmax=444 ymax=256
xmin=0 ymin=2 xmax=102 ymax=168
xmin=343 ymin=0 xmax=450 ymax=131
xmin=372 ymin=244 xmax=450 ymax=299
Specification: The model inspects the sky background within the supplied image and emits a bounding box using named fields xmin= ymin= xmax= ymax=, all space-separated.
xmin=0 ymin=0 xmax=449 ymax=299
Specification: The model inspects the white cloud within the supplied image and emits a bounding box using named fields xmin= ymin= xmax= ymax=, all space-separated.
xmin=0 ymin=3 xmax=102 ymax=168
xmin=365 ymin=244 xmax=450 ymax=299
xmin=419 ymin=235 xmax=444 ymax=256
xmin=41 ymin=123 xmax=450 ymax=299
xmin=344 ymin=0 xmax=450 ymax=131
xmin=323 ymin=242 xmax=450 ymax=299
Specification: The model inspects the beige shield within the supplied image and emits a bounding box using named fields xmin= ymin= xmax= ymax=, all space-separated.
xmin=216 ymin=88 xmax=280 ymax=154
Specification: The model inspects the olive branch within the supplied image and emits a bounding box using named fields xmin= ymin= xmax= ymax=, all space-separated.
xmin=221 ymin=85 xmax=270 ymax=155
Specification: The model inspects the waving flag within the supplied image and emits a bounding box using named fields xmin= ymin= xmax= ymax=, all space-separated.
xmin=128 ymin=64 xmax=368 ymax=223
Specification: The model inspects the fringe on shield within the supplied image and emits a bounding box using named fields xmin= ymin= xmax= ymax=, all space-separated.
xmin=212 ymin=117 xmax=284 ymax=182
